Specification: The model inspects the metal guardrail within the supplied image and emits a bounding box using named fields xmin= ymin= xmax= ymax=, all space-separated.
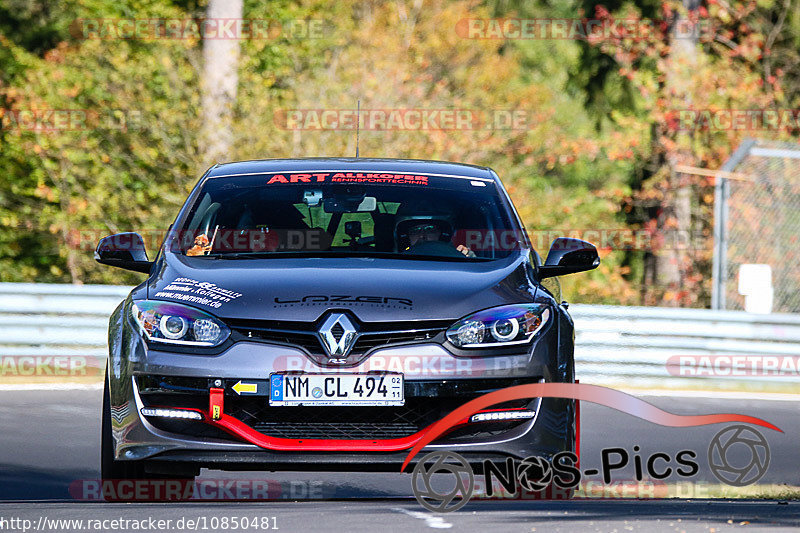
xmin=571 ymin=304 xmax=800 ymax=388
xmin=0 ymin=283 xmax=797 ymax=389
xmin=0 ymin=283 xmax=128 ymax=355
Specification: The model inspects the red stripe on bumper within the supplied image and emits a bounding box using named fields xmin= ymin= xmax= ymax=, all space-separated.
xmin=207 ymin=414 xmax=430 ymax=451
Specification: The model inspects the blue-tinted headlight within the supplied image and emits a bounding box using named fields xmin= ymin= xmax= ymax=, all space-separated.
xmin=446 ymin=304 xmax=550 ymax=348
xmin=131 ymin=300 xmax=230 ymax=347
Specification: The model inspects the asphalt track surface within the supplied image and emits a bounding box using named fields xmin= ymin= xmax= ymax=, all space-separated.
xmin=1 ymin=388 xmax=798 ymax=531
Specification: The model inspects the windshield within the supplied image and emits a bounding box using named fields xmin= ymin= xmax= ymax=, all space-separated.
xmin=167 ymin=171 xmax=525 ymax=261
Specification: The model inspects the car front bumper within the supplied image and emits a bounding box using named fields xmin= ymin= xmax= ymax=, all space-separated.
xmin=108 ymin=324 xmax=575 ymax=471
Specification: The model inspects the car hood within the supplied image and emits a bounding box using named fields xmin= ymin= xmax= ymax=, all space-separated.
xmin=146 ymin=252 xmax=538 ymax=322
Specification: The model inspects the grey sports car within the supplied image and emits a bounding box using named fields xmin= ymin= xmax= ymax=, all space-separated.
xmin=96 ymin=158 xmax=599 ymax=482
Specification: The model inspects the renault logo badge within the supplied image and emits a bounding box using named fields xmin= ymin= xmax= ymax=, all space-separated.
xmin=317 ymin=312 xmax=358 ymax=358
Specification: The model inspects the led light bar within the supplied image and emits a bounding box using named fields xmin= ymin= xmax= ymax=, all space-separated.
xmin=140 ymin=407 xmax=203 ymax=420
xmin=470 ymin=410 xmax=536 ymax=423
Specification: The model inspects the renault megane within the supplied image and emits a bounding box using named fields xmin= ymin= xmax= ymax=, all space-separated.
xmin=96 ymin=158 xmax=599 ymax=482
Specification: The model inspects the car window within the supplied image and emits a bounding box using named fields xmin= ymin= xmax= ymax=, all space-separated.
xmin=169 ymin=172 xmax=525 ymax=261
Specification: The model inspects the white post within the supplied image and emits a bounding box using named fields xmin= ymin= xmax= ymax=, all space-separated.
xmin=738 ymin=264 xmax=773 ymax=314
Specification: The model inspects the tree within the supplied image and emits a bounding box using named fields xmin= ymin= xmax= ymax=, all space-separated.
xmin=201 ymin=0 xmax=244 ymax=164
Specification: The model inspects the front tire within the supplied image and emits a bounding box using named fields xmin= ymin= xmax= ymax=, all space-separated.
xmin=101 ymin=371 xmax=148 ymax=481
xmin=101 ymin=370 xmax=195 ymax=501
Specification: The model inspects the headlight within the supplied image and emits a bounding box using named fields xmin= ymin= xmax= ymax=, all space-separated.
xmin=131 ymin=300 xmax=230 ymax=347
xmin=446 ymin=304 xmax=550 ymax=349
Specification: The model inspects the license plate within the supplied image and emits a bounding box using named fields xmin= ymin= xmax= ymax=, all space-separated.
xmin=269 ymin=373 xmax=404 ymax=406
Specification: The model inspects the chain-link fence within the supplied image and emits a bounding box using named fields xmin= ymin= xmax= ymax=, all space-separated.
xmin=712 ymin=139 xmax=800 ymax=312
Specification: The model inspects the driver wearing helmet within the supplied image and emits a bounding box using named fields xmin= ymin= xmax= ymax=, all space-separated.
xmin=394 ymin=202 xmax=475 ymax=257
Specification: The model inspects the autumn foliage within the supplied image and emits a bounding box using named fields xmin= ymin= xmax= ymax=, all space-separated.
xmin=0 ymin=0 xmax=798 ymax=307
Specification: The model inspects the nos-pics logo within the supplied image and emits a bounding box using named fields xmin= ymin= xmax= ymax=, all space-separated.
xmin=411 ymin=424 xmax=771 ymax=512
xmin=410 ymin=450 xmax=578 ymax=512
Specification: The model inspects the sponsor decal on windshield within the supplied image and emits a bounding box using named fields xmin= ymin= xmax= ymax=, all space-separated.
xmin=265 ymin=172 xmax=429 ymax=185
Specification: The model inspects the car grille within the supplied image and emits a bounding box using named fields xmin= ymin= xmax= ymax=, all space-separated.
xmin=235 ymin=397 xmax=532 ymax=441
xmin=224 ymin=397 xmax=465 ymax=440
xmin=251 ymin=422 xmax=419 ymax=439
xmin=226 ymin=317 xmax=452 ymax=366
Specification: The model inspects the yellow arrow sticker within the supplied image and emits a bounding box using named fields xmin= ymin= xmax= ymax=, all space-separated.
xmin=232 ymin=381 xmax=258 ymax=395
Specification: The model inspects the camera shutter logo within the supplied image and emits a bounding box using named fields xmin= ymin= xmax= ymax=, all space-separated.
xmin=708 ymin=425 xmax=770 ymax=486
xmin=411 ymin=451 xmax=474 ymax=513
xmin=516 ymin=456 xmax=553 ymax=492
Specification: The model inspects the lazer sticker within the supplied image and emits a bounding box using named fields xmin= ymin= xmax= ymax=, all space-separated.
xmin=265 ymin=172 xmax=429 ymax=185
xmin=154 ymin=277 xmax=243 ymax=309
xmin=273 ymin=294 xmax=413 ymax=309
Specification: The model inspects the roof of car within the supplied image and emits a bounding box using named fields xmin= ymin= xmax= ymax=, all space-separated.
xmin=204 ymin=158 xmax=497 ymax=181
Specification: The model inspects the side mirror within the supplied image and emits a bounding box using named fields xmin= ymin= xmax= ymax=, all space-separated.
xmin=95 ymin=232 xmax=153 ymax=274
xmin=538 ymin=238 xmax=600 ymax=279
